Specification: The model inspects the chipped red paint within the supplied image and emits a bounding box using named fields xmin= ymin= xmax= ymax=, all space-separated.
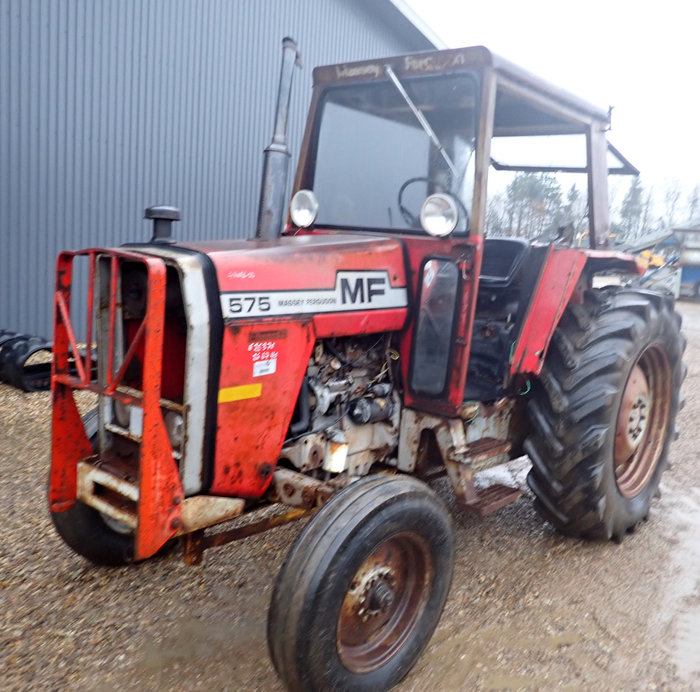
xmin=192 ymin=233 xmax=406 ymax=292
xmin=211 ymin=320 xmax=315 ymax=497
xmin=49 ymin=249 xmax=185 ymax=561
xmin=510 ymin=247 xmax=587 ymax=377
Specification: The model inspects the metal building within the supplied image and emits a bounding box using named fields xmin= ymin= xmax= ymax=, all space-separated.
xmin=0 ymin=0 xmax=441 ymax=336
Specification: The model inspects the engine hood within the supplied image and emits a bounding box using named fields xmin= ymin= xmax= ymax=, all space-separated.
xmin=177 ymin=232 xmax=409 ymax=335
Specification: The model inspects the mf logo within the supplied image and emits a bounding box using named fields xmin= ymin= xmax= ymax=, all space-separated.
xmin=340 ymin=276 xmax=386 ymax=304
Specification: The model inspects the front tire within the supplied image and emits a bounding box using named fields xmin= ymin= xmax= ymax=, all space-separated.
xmin=268 ymin=475 xmax=454 ymax=692
xmin=525 ymin=288 xmax=685 ymax=541
xmin=50 ymin=409 xmax=135 ymax=566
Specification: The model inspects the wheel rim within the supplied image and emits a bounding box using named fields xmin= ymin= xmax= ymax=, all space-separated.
xmin=614 ymin=344 xmax=672 ymax=498
xmin=337 ymin=531 xmax=434 ymax=674
xmin=100 ymin=512 xmax=133 ymax=536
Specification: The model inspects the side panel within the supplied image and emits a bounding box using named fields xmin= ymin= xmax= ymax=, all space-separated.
xmin=510 ymin=247 xmax=586 ymax=377
xmin=211 ymin=319 xmax=315 ymax=497
xmin=400 ymin=236 xmax=482 ymax=416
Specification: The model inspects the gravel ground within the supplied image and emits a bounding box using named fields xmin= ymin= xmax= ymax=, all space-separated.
xmin=1 ymin=302 xmax=699 ymax=691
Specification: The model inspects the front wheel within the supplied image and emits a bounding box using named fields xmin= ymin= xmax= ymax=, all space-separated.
xmin=525 ymin=288 xmax=685 ymax=541
xmin=50 ymin=409 xmax=135 ymax=566
xmin=267 ymin=475 xmax=454 ymax=691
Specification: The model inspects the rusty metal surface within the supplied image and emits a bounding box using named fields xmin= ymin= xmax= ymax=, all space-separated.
xmin=444 ymin=457 xmax=521 ymax=516
xmin=465 ymin=438 xmax=512 ymax=466
xmin=180 ymin=505 xmax=316 ymax=565
xmin=398 ymin=403 xmax=515 ymax=473
xmin=463 ymin=398 xmax=514 ymax=446
xmin=179 ymin=469 xmax=348 ymax=563
xmin=182 ymin=530 xmax=205 ymax=566
xmin=76 ymin=461 xmax=138 ymax=529
xmin=337 ymin=531 xmax=433 ymax=674
xmin=615 ymin=364 xmax=650 ymax=464
xmin=459 ymin=484 xmax=522 ymax=517
xmin=50 ymin=249 xmax=185 ymax=561
xmin=204 ymin=507 xmax=312 ymax=550
xmin=398 ymin=408 xmax=519 ymax=514
xmin=615 ymin=345 xmax=672 ymax=499
xmin=444 ymin=458 xmax=479 ymax=506
xmin=178 ymin=496 xmax=246 ymax=534
xmin=268 ymin=467 xmax=334 ymax=509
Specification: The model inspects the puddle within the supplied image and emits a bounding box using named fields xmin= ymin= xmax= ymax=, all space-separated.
xmin=658 ymin=487 xmax=700 ymax=682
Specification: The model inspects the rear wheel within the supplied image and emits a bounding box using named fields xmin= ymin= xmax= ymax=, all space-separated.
xmin=525 ymin=288 xmax=685 ymax=541
xmin=268 ymin=475 xmax=454 ymax=691
xmin=50 ymin=409 xmax=135 ymax=566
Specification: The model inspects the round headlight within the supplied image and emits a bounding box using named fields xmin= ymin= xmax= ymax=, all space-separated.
xmin=420 ymin=194 xmax=459 ymax=237
xmin=289 ymin=189 xmax=319 ymax=228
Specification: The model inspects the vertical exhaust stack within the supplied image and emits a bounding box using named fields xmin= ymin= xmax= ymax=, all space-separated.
xmin=255 ymin=38 xmax=301 ymax=240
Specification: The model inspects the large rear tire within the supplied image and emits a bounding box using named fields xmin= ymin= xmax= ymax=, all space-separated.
xmin=267 ymin=475 xmax=454 ymax=692
xmin=50 ymin=409 xmax=135 ymax=566
xmin=525 ymin=288 xmax=685 ymax=541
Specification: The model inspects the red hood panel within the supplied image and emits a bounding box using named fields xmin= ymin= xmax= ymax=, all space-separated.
xmin=179 ymin=233 xmax=409 ymax=334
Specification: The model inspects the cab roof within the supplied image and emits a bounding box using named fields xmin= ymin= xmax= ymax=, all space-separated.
xmin=313 ymin=45 xmax=610 ymax=137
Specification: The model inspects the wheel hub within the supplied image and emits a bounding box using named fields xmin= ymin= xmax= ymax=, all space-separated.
xmin=351 ymin=566 xmax=396 ymax=621
xmin=337 ymin=532 xmax=433 ymax=674
xmin=368 ymin=580 xmax=395 ymax=612
xmin=613 ymin=347 xmax=672 ymax=499
xmin=615 ymin=365 xmax=650 ymax=464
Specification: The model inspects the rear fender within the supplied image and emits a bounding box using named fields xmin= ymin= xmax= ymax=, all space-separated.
xmin=510 ymin=249 xmax=641 ymax=377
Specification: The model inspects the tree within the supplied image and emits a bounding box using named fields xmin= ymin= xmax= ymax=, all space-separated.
xmin=663 ymin=178 xmax=682 ymax=227
xmin=687 ymin=185 xmax=700 ymax=225
xmin=640 ymin=187 xmax=655 ymax=237
xmin=564 ymin=183 xmax=587 ymax=239
xmin=620 ymin=177 xmax=644 ymax=239
xmin=485 ymin=192 xmax=506 ymax=237
xmin=503 ymin=172 xmax=563 ymax=240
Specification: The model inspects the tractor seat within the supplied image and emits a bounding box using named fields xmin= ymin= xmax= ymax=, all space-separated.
xmin=466 ymin=238 xmax=536 ymax=402
xmin=479 ymin=238 xmax=531 ymax=288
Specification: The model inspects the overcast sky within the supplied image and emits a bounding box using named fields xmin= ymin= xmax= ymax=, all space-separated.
xmin=405 ymin=0 xmax=699 ymax=202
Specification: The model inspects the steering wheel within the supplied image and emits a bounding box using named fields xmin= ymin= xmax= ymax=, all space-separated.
xmin=397 ymin=177 xmax=470 ymax=231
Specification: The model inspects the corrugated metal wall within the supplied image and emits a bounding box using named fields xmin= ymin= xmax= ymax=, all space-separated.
xmin=0 ymin=0 xmax=432 ymax=336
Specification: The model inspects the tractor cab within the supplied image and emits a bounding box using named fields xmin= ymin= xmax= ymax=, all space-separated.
xmin=286 ymin=46 xmax=640 ymax=416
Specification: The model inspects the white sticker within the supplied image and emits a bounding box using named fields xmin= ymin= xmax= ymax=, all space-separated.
xmin=221 ymin=270 xmax=407 ymax=319
xmin=253 ymin=358 xmax=277 ymax=377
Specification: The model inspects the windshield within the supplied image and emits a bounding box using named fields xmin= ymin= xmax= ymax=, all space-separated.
xmin=309 ymin=72 xmax=478 ymax=232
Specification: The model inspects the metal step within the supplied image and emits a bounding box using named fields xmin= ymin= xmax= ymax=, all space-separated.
xmin=465 ymin=437 xmax=511 ymax=468
xmin=460 ymin=483 xmax=522 ymax=517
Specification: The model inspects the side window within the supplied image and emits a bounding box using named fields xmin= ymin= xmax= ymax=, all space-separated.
xmin=410 ymin=259 xmax=459 ymax=396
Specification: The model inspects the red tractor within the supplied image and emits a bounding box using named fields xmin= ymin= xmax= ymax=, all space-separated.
xmin=49 ymin=41 xmax=685 ymax=691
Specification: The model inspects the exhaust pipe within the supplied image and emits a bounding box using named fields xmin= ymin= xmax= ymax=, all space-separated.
xmin=255 ymin=37 xmax=301 ymax=240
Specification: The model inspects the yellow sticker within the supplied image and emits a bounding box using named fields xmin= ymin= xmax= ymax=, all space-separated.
xmin=218 ymin=383 xmax=262 ymax=403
